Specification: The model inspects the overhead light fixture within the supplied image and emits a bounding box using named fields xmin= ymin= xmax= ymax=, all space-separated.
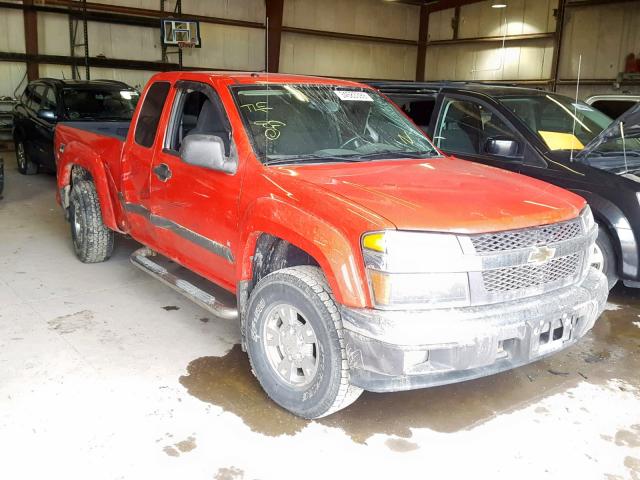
xmin=492 ymin=0 xmax=507 ymax=7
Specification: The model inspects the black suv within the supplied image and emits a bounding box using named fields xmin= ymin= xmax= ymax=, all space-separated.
xmin=12 ymin=78 xmax=139 ymax=174
xmin=370 ymin=81 xmax=640 ymax=290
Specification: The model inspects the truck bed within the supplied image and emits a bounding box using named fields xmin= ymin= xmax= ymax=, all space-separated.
xmin=57 ymin=121 xmax=130 ymax=141
xmin=55 ymin=121 xmax=130 ymax=199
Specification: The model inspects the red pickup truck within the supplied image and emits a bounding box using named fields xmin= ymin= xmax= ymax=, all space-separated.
xmin=55 ymin=71 xmax=607 ymax=418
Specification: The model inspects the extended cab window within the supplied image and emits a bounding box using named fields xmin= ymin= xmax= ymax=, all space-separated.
xmin=135 ymin=81 xmax=170 ymax=148
xmin=435 ymin=98 xmax=519 ymax=157
xmin=165 ymin=82 xmax=231 ymax=154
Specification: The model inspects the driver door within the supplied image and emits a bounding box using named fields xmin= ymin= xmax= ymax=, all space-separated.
xmin=433 ymin=95 xmax=525 ymax=173
xmin=149 ymin=80 xmax=242 ymax=291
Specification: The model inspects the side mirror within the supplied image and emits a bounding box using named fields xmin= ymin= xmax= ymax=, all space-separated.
xmin=37 ymin=109 xmax=57 ymax=122
xmin=484 ymin=137 xmax=521 ymax=158
xmin=179 ymin=134 xmax=237 ymax=174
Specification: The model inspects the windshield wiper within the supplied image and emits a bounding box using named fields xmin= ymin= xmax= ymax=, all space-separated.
xmin=352 ymin=149 xmax=437 ymax=160
xmin=263 ymin=154 xmax=363 ymax=166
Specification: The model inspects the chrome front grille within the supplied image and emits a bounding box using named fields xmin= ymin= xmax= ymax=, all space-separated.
xmin=482 ymin=253 xmax=582 ymax=292
xmin=470 ymin=219 xmax=582 ymax=253
xmin=460 ymin=218 xmax=592 ymax=305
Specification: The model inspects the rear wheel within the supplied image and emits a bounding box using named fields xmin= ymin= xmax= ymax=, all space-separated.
xmin=69 ymin=180 xmax=114 ymax=263
xmin=245 ymin=266 xmax=362 ymax=418
xmin=14 ymin=139 xmax=37 ymax=175
xmin=591 ymin=226 xmax=617 ymax=290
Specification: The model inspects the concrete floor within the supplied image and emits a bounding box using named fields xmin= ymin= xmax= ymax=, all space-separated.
xmin=0 ymin=152 xmax=639 ymax=480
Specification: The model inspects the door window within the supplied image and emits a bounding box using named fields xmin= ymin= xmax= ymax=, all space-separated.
xmin=42 ymin=87 xmax=57 ymax=111
xmin=134 ymin=81 xmax=171 ymax=148
xmin=165 ymin=82 xmax=231 ymax=155
xmin=27 ymin=84 xmax=47 ymax=112
xmin=435 ymin=97 xmax=518 ymax=156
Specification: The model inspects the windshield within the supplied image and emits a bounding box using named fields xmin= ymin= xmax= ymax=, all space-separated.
xmin=499 ymin=94 xmax=612 ymax=151
xmin=231 ymin=84 xmax=439 ymax=164
xmin=62 ymin=88 xmax=140 ymax=120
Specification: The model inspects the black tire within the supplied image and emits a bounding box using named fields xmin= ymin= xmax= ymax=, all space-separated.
xmin=245 ymin=266 xmax=362 ymax=419
xmin=69 ymin=180 xmax=114 ymax=263
xmin=14 ymin=138 xmax=37 ymax=175
xmin=0 ymin=158 xmax=4 ymax=196
xmin=593 ymin=226 xmax=618 ymax=290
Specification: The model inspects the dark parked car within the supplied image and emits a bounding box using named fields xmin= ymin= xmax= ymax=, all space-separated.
xmin=12 ymin=78 xmax=139 ymax=174
xmin=370 ymin=81 xmax=640 ymax=289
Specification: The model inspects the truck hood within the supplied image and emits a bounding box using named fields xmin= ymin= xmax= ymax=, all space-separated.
xmin=281 ymin=157 xmax=583 ymax=234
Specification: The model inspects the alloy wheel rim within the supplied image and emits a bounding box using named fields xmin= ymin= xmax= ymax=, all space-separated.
xmin=262 ymin=303 xmax=319 ymax=388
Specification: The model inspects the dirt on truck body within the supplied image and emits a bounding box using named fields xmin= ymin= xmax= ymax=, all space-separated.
xmin=54 ymin=71 xmax=608 ymax=418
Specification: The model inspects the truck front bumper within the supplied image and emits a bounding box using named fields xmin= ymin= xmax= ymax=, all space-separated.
xmin=341 ymin=268 xmax=608 ymax=393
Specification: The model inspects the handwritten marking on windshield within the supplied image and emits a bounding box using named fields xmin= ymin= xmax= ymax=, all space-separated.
xmin=397 ymin=131 xmax=414 ymax=146
xmin=254 ymin=120 xmax=286 ymax=140
xmin=241 ymin=102 xmax=272 ymax=113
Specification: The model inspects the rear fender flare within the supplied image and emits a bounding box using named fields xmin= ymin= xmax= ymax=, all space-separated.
xmin=57 ymin=142 xmax=120 ymax=232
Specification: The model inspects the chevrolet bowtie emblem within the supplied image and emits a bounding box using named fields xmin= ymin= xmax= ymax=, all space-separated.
xmin=528 ymin=245 xmax=556 ymax=264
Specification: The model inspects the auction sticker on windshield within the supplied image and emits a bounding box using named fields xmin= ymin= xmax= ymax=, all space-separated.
xmin=334 ymin=90 xmax=373 ymax=102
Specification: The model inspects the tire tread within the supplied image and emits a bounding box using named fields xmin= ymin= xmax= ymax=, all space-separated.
xmin=247 ymin=265 xmax=362 ymax=418
xmin=70 ymin=180 xmax=114 ymax=263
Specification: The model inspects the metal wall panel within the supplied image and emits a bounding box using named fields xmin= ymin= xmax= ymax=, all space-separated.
xmin=37 ymin=13 xmax=69 ymax=56
xmin=100 ymin=0 xmax=265 ymax=22
xmin=426 ymin=38 xmax=554 ymax=81
xmin=186 ymin=22 xmax=265 ymax=70
xmin=0 ymin=8 xmax=26 ymax=54
xmin=283 ymin=0 xmax=419 ymax=41
xmin=0 ymin=62 xmax=27 ymax=97
xmin=81 ymin=67 xmax=156 ymax=90
xmin=560 ymin=3 xmax=640 ymax=81
xmin=428 ymin=8 xmax=455 ymax=42
xmin=88 ymin=20 xmax=159 ymax=61
xmin=280 ymin=32 xmax=416 ymax=80
xmin=425 ymin=0 xmax=557 ymax=82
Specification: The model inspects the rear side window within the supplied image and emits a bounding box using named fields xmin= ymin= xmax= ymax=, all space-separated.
xmin=391 ymin=97 xmax=436 ymax=131
xmin=134 ymin=81 xmax=170 ymax=148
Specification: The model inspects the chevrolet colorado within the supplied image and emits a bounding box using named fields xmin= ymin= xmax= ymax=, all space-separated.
xmin=55 ymin=72 xmax=607 ymax=418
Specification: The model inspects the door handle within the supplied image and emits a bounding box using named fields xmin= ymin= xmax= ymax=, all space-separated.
xmin=153 ymin=163 xmax=172 ymax=182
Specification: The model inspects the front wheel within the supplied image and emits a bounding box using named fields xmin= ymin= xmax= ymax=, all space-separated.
xmin=69 ymin=180 xmax=114 ymax=263
xmin=14 ymin=139 xmax=37 ymax=175
xmin=591 ymin=226 xmax=617 ymax=290
xmin=245 ymin=266 xmax=362 ymax=418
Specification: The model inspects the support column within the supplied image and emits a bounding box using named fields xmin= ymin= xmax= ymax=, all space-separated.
xmin=415 ymin=4 xmax=430 ymax=81
xmin=265 ymin=0 xmax=284 ymax=73
xmin=23 ymin=0 xmax=39 ymax=80
xmin=550 ymin=0 xmax=567 ymax=92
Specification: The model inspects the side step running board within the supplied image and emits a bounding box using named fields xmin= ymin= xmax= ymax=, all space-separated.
xmin=130 ymin=247 xmax=238 ymax=321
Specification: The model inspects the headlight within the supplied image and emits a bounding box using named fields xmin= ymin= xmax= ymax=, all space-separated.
xmin=362 ymin=231 xmax=471 ymax=309
xmin=579 ymin=205 xmax=595 ymax=232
